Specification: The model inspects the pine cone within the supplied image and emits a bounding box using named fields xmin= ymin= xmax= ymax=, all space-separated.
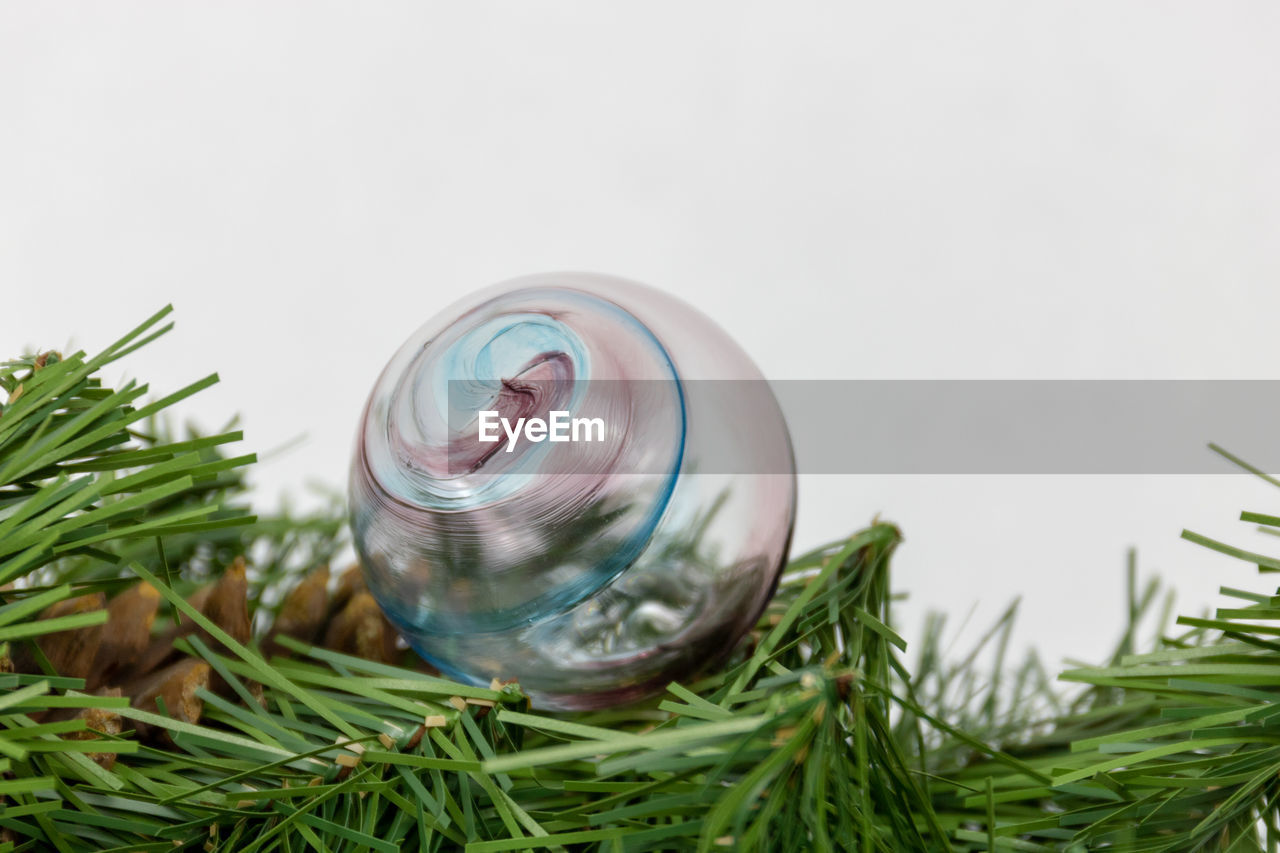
xmin=9 ymin=559 xmax=411 ymax=747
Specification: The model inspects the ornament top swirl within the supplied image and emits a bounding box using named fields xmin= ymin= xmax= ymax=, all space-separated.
xmin=350 ymin=272 xmax=796 ymax=709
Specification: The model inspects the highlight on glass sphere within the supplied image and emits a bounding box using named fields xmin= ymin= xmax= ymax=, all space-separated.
xmin=349 ymin=272 xmax=796 ymax=709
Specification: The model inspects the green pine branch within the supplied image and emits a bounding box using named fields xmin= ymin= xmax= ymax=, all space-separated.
xmin=3 ymin=309 xmax=1280 ymax=851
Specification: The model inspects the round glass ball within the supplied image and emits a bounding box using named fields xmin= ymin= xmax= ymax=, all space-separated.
xmin=349 ymin=273 xmax=796 ymax=709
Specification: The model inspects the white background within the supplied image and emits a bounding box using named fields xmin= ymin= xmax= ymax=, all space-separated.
xmin=3 ymin=3 xmax=1279 ymax=671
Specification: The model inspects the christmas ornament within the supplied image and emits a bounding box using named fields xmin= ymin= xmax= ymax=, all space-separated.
xmin=349 ymin=272 xmax=796 ymax=709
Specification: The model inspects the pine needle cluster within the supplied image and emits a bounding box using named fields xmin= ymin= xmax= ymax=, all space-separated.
xmin=2 ymin=309 xmax=1280 ymax=851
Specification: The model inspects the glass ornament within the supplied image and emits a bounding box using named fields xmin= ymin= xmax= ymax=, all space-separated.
xmin=349 ymin=272 xmax=796 ymax=709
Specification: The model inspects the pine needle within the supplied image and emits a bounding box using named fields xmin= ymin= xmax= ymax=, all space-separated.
xmin=6 ymin=311 xmax=1280 ymax=850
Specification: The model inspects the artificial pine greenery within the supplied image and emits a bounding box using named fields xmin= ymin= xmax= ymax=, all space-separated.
xmin=3 ymin=308 xmax=1280 ymax=851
